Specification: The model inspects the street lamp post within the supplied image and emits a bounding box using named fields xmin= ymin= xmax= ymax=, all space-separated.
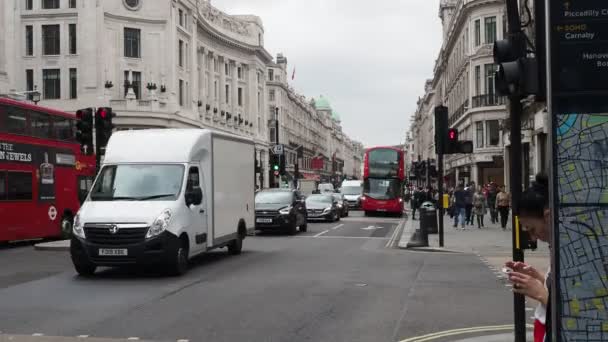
xmin=31 ymin=86 xmax=41 ymax=105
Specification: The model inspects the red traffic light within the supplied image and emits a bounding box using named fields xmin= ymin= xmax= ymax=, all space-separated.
xmin=273 ymin=171 xmax=280 ymax=177
xmin=448 ymin=128 xmax=458 ymax=141
xmin=99 ymin=109 xmax=107 ymax=118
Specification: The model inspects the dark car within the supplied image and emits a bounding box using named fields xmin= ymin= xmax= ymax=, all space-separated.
xmin=255 ymin=189 xmax=307 ymax=234
xmin=306 ymin=194 xmax=340 ymax=222
xmin=332 ymin=193 xmax=349 ymax=217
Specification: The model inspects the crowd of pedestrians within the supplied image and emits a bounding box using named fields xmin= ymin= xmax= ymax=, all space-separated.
xmin=446 ymin=181 xmax=511 ymax=230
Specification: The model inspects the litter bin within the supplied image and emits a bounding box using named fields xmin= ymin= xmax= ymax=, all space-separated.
xmin=419 ymin=201 xmax=438 ymax=234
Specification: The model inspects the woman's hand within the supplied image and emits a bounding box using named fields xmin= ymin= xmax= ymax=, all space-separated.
xmin=505 ymin=261 xmax=544 ymax=282
xmin=508 ymin=271 xmax=548 ymax=305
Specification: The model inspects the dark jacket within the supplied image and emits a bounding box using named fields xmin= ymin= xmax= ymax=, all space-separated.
xmin=453 ymin=189 xmax=466 ymax=208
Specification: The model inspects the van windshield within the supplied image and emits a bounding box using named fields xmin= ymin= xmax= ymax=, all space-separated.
xmin=341 ymin=186 xmax=362 ymax=195
xmin=90 ymin=164 xmax=185 ymax=201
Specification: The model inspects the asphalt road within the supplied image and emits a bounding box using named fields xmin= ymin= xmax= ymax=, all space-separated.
xmin=0 ymin=211 xmax=515 ymax=342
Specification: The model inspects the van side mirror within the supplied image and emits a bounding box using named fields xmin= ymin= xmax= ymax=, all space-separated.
xmin=185 ymin=187 xmax=203 ymax=206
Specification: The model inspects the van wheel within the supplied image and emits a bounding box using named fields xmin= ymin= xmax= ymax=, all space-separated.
xmin=60 ymin=216 xmax=73 ymax=239
xmin=168 ymin=238 xmax=189 ymax=276
xmin=228 ymin=236 xmax=243 ymax=255
xmin=74 ymin=261 xmax=96 ymax=277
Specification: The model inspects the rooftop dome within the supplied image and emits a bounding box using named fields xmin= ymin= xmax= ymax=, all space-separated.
xmin=332 ymin=111 xmax=341 ymax=121
xmin=314 ymin=95 xmax=332 ymax=110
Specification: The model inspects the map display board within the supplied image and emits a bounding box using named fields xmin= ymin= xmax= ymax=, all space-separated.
xmin=549 ymin=0 xmax=608 ymax=340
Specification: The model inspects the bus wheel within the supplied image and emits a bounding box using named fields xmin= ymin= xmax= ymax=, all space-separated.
xmin=60 ymin=216 xmax=73 ymax=239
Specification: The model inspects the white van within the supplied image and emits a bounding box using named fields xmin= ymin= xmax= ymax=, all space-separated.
xmin=340 ymin=180 xmax=363 ymax=208
xmin=70 ymin=129 xmax=254 ymax=276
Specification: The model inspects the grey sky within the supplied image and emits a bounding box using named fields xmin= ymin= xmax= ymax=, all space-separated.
xmin=214 ymin=0 xmax=442 ymax=147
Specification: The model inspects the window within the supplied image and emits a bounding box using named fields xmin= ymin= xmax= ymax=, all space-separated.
xmin=25 ymin=0 xmax=33 ymax=10
xmin=257 ymin=91 xmax=261 ymax=112
xmin=269 ymin=127 xmax=276 ymax=143
xmin=484 ymin=16 xmax=497 ymax=44
xmin=269 ymin=89 xmax=275 ymax=101
xmin=69 ymin=24 xmax=76 ymax=54
xmin=474 ymin=19 xmax=481 ymax=46
xmin=225 ymin=63 xmax=229 ymax=76
xmin=69 ymin=68 xmax=77 ymax=99
xmin=7 ymin=172 xmax=32 ymax=201
xmin=124 ymin=28 xmax=140 ymax=58
xmin=30 ymin=111 xmax=51 ymax=138
xmin=268 ymin=69 xmax=274 ymax=81
xmin=474 ymin=65 xmax=481 ymax=95
xmin=43 ymin=69 xmax=60 ymax=99
xmin=487 ymin=120 xmax=500 ymax=146
xmin=26 ymin=69 xmax=34 ymax=96
xmin=0 ymin=106 xmax=27 ymax=134
xmin=178 ymin=9 xmax=184 ymax=26
xmin=25 ymin=26 xmax=33 ymax=56
xmin=42 ymin=0 xmax=59 ymax=9
xmin=238 ymin=87 xmax=243 ymax=106
xmin=178 ymin=40 xmax=184 ymax=67
xmin=502 ymin=13 xmax=507 ymax=39
xmin=0 ymin=172 xmax=5 ymax=200
xmin=225 ymin=84 xmax=229 ymax=104
xmin=484 ymin=64 xmax=497 ymax=95
xmin=52 ymin=116 xmax=75 ymax=141
xmin=179 ymin=79 xmax=184 ymax=106
xmin=42 ymin=25 xmax=60 ymax=55
xmin=237 ymin=67 xmax=242 ymax=79
xmin=186 ymin=167 xmax=200 ymax=191
xmin=69 ymin=0 xmax=76 ymax=8
xmin=476 ymin=121 xmax=484 ymax=148
xmin=214 ymin=80 xmax=217 ymax=98
xmin=257 ymin=117 xmax=261 ymax=134
xmin=132 ymin=71 xmax=141 ymax=99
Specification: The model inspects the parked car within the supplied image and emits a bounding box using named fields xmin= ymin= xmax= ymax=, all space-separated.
xmin=332 ymin=193 xmax=349 ymax=217
xmin=306 ymin=194 xmax=340 ymax=222
xmin=318 ymin=183 xmax=335 ymax=193
xmin=255 ymin=189 xmax=307 ymax=234
xmin=340 ymin=180 xmax=363 ymax=208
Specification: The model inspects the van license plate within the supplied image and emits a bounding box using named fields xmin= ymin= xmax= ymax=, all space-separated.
xmin=256 ymin=218 xmax=273 ymax=223
xmin=99 ymin=248 xmax=128 ymax=256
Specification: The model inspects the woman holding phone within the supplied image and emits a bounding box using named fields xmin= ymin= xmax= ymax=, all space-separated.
xmin=505 ymin=174 xmax=551 ymax=342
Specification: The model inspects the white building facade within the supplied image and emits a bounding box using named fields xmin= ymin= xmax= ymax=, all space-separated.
xmin=0 ymin=0 xmax=273 ymax=188
xmin=409 ymin=0 xmax=509 ymax=188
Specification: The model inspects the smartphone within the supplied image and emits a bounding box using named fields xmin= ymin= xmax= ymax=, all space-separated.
xmin=502 ymin=267 xmax=513 ymax=275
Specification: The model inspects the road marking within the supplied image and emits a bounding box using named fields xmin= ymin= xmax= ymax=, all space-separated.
xmin=526 ymin=307 xmax=534 ymax=311
xmin=314 ymin=230 xmax=330 ymax=237
xmin=177 ymin=340 xmax=190 ymax=342
xmin=399 ymin=324 xmax=534 ymax=342
xmin=32 ymin=333 xmax=44 ymax=336
xmin=77 ymin=335 xmax=89 ymax=338
xmin=361 ymin=225 xmax=384 ymax=230
xmin=331 ymin=224 xmax=344 ymax=230
xmin=386 ymin=220 xmax=404 ymax=248
xmin=127 ymin=338 xmax=140 ymax=340
xmin=298 ymin=235 xmax=389 ymax=240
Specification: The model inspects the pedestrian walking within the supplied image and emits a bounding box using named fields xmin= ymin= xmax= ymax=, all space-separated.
xmin=505 ymin=174 xmax=551 ymax=342
xmin=464 ymin=184 xmax=474 ymax=226
xmin=452 ymin=185 xmax=466 ymax=229
xmin=496 ymin=185 xmax=511 ymax=229
xmin=487 ymin=182 xmax=498 ymax=224
xmin=473 ymin=186 xmax=486 ymax=228
xmin=411 ymin=187 xmax=422 ymax=220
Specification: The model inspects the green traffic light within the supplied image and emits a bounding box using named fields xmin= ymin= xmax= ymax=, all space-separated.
xmin=273 ymin=165 xmax=279 ymax=171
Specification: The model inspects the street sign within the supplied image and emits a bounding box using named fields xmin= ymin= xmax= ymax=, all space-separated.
xmin=272 ymin=144 xmax=284 ymax=155
xmin=548 ymin=1 xmax=608 ymax=339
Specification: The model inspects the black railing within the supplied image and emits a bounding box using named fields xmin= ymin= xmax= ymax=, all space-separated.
xmin=472 ymin=94 xmax=506 ymax=108
xmin=448 ymin=99 xmax=468 ymax=126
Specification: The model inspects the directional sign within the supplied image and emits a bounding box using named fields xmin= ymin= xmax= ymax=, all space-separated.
xmin=272 ymin=144 xmax=284 ymax=155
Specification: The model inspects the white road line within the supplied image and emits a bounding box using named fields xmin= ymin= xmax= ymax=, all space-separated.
xmin=77 ymin=335 xmax=89 ymax=338
xmin=385 ymin=220 xmax=404 ymax=248
xmin=331 ymin=224 xmax=344 ymax=230
xmin=314 ymin=230 xmax=330 ymax=237
xmin=301 ymin=235 xmax=389 ymax=240
xmin=177 ymin=340 xmax=190 ymax=342
xmin=32 ymin=333 xmax=44 ymax=336
xmin=127 ymin=338 xmax=140 ymax=340
xmin=526 ymin=307 xmax=534 ymax=311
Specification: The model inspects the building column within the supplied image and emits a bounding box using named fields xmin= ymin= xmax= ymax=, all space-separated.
xmin=472 ymin=163 xmax=479 ymax=187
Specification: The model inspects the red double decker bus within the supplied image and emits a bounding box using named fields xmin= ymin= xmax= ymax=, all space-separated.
xmin=0 ymin=98 xmax=96 ymax=242
xmin=361 ymin=146 xmax=405 ymax=216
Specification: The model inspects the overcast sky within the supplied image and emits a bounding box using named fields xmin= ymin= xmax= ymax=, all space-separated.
xmin=214 ymin=0 xmax=442 ymax=147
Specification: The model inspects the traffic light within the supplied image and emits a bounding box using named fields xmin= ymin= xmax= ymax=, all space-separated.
xmin=270 ymin=154 xmax=280 ymax=173
xmin=76 ymin=108 xmax=94 ymax=155
xmin=279 ymin=155 xmax=286 ymax=175
xmin=95 ymin=107 xmax=115 ymax=156
xmin=434 ymin=106 xmax=448 ymax=154
xmin=493 ymin=31 xmax=538 ymax=97
xmin=445 ymin=128 xmax=473 ymax=154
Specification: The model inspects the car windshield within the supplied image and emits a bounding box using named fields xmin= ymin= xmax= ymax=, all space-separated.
xmin=332 ymin=194 xmax=343 ymax=201
xmin=306 ymin=195 xmax=332 ymax=204
xmin=255 ymin=191 xmax=293 ymax=204
xmin=341 ymin=186 xmax=362 ymax=195
xmin=89 ymin=164 xmax=184 ymax=201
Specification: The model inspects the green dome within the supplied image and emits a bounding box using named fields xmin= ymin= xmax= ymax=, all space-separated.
xmin=315 ymin=95 xmax=332 ymax=110
xmin=332 ymin=111 xmax=341 ymax=121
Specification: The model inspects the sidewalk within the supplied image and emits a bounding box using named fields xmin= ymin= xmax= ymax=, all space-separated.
xmin=399 ymin=209 xmax=550 ymax=274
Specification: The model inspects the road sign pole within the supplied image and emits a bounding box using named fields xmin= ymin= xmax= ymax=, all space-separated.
xmin=275 ymin=107 xmax=280 ymax=188
xmin=438 ymin=152 xmax=444 ymax=247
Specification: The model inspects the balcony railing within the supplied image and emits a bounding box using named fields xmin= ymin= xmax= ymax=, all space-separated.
xmin=448 ymin=99 xmax=468 ymax=127
xmin=472 ymin=94 xmax=506 ymax=108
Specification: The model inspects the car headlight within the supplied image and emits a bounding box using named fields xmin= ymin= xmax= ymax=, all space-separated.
xmin=279 ymin=206 xmax=292 ymax=215
xmin=72 ymin=213 xmax=85 ymax=239
xmin=323 ymin=207 xmax=332 ymax=213
xmin=146 ymin=209 xmax=172 ymax=238
xmin=337 ymin=203 xmax=343 ymax=208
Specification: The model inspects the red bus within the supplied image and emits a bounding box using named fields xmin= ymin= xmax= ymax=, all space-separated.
xmin=361 ymin=146 xmax=405 ymax=216
xmin=0 ymin=97 xmax=96 ymax=242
